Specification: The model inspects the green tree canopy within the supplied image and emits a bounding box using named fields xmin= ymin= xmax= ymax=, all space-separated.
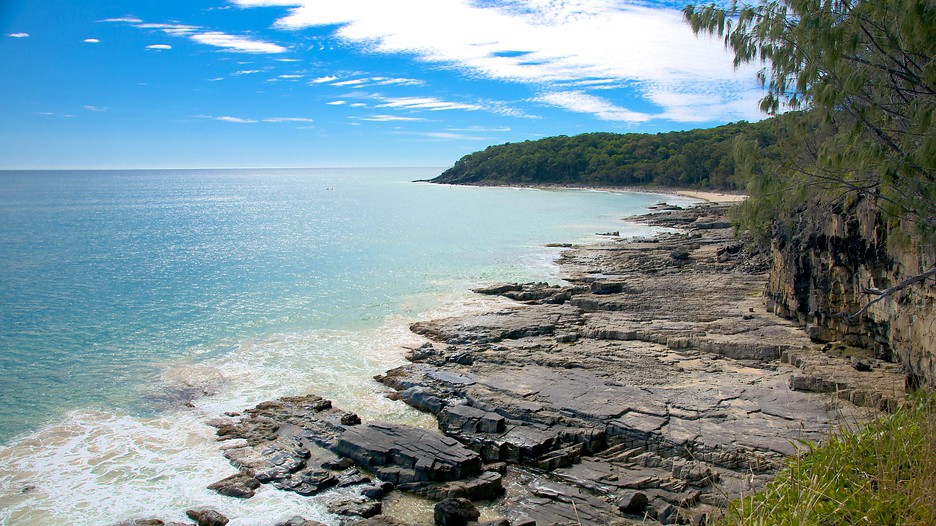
xmin=430 ymin=119 xmax=788 ymax=191
xmin=684 ymin=0 xmax=936 ymax=245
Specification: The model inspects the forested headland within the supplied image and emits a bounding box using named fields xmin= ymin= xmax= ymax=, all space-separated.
xmin=430 ymin=117 xmax=791 ymax=190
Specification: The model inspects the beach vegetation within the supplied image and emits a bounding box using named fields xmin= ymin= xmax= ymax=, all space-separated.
xmin=713 ymin=393 xmax=936 ymax=525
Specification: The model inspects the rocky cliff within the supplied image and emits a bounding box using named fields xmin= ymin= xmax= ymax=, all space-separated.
xmin=765 ymin=196 xmax=936 ymax=388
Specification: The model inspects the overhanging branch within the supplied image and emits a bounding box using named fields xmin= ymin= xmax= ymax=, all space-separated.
xmin=848 ymin=266 xmax=936 ymax=321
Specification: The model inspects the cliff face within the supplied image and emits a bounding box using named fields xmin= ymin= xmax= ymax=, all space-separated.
xmin=765 ymin=197 xmax=936 ymax=387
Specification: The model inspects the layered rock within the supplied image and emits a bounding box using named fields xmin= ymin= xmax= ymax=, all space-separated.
xmin=765 ymin=196 xmax=936 ymax=387
xmin=181 ymin=202 xmax=910 ymax=526
xmin=375 ymin=203 xmax=906 ymax=525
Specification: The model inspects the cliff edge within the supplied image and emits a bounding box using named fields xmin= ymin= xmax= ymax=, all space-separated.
xmin=765 ymin=196 xmax=936 ymax=388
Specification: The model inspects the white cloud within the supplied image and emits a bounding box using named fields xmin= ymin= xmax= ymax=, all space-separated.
xmin=233 ymin=69 xmax=261 ymax=75
xmin=278 ymin=74 xmax=304 ymax=79
xmin=230 ymin=0 xmax=301 ymax=5
xmin=263 ymin=117 xmax=315 ymax=122
xmin=328 ymin=76 xmax=424 ymax=88
xmin=310 ymin=76 xmax=339 ymax=84
xmin=447 ymin=125 xmax=512 ymax=132
xmin=231 ymin=0 xmax=763 ymax=123
xmin=191 ymin=31 xmax=287 ymax=53
xmin=83 ymin=38 xmax=101 ymax=43
xmin=198 ymin=115 xmax=258 ymax=123
xmin=376 ymin=96 xmax=481 ymax=112
xmin=331 ymin=79 xmax=366 ymax=87
xmin=535 ymin=91 xmax=650 ymax=122
xmin=84 ymin=105 xmax=108 ymax=112
xmin=146 ymin=44 xmax=172 ymax=50
xmin=371 ymin=77 xmax=423 ymax=86
xmin=137 ymin=23 xmax=201 ymax=37
xmin=99 ymin=17 xmax=143 ymax=23
xmin=8 ymin=33 xmax=30 ymax=38
xmin=417 ymin=132 xmax=489 ymax=140
xmin=355 ymin=115 xmax=428 ymax=122
xmin=105 ymin=17 xmax=286 ymax=54
xmin=327 ymin=100 xmax=347 ymax=105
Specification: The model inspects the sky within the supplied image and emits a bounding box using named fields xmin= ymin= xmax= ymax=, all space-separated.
xmin=0 ymin=0 xmax=764 ymax=169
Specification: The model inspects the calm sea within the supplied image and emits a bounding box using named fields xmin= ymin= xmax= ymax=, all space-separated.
xmin=0 ymin=168 xmax=693 ymax=525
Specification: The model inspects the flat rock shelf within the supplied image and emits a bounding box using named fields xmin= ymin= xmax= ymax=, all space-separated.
xmin=119 ymin=203 xmax=908 ymax=526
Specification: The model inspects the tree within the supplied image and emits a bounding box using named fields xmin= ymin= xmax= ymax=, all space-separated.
xmin=684 ymin=0 xmax=936 ymax=246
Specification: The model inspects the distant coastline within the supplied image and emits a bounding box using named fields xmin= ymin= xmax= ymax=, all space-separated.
xmin=420 ymin=177 xmax=749 ymax=204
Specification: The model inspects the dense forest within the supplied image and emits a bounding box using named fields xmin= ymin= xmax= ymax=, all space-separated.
xmin=430 ymin=117 xmax=792 ymax=190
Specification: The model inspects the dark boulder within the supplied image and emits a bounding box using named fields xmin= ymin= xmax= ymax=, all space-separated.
xmin=184 ymin=508 xmax=229 ymax=526
xmin=433 ymin=497 xmax=480 ymax=526
xmin=207 ymin=472 xmax=260 ymax=499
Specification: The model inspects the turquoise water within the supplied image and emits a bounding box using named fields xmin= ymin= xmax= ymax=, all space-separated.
xmin=0 ymin=168 xmax=691 ymax=525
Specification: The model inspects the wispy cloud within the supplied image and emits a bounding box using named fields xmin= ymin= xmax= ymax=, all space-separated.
xmin=198 ymin=115 xmax=313 ymax=123
xmin=99 ymin=17 xmax=143 ymax=23
xmin=191 ymin=32 xmax=287 ymax=53
xmin=137 ymin=23 xmax=201 ymax=36
xmin=263 ymin=117 xmax=314 ymax=122
xmin=83 ymin=38 xmax=101 ymax=43
xmin=534 ymin=91 xmax=651 ymax=122
xmin=198 ymin=115 xmax=258 ymax=123
xmin=328 ymin=76 xmax=424 ymax=88
xmin=146 ymin=44 xmax=172 ymax=50
xmin=232 ymin=0 xmax=764 ymax=122
xmin=8 ymin=33 xmax=30 ymax=38
xmin=447 ymin=125 xmax=512 ymax=132
xmin=415 ymin=131 xmax=490 ymax=140
xmin=354 ymin=115 xmax=428 ymax=122
xmin=104 ymin=18 xmax=287 ymax=54
xmin=84 ymin=105 xmax=109 ymax=112
xmin=376 ymin=96 xmax=481 ymax=112
xmin=327 ymin=100 xmax=347 ymax=105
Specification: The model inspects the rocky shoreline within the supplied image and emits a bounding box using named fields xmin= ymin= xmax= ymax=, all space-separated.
xmin=117 ymin=202 xmax=907 ymax=526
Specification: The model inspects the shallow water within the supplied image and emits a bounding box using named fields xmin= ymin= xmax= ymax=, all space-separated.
xmin=0 ymin=168 xmax=693 ymax=525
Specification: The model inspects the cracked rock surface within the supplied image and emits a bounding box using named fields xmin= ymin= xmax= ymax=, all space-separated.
xmin=375 ymin=203 xmax=906 ymax=525
xmin=183 ymin=203 xmax=906 ymax=526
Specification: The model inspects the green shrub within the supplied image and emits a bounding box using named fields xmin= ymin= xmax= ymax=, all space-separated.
xmin=717 ymin=393 xmax=936 ymax=525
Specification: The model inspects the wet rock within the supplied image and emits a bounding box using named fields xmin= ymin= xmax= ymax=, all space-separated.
xmin=207 ymin=472 xmax=261 ymax=499
xmin=341 ymin=412 xmax=362 ymax=426
xmin=408 ymin=342 xmax=441 ymax=362
xmin=399 ymin=470 xmax=503 ymax=501
xmin=185 ymin=508 xmax=229 ymax=526
xmin=109 ymin=521 xmax=188 ymax=526
xmin=327 ymin=496 xmax=382 ymax=519
xmin=275 ymin=517 xmax=327 ymax=526
xmin=616 ymin=490 xmax=648 ymax=514
xmin=361 ymin=481 xmax=395 ymax=500
xmin=336 ymin=467 xmax=371 ymax=487
xmin=433 ymin=497 xmax=480 ymax=526
xmin=333 ymin=423 xmax=482 ymax=484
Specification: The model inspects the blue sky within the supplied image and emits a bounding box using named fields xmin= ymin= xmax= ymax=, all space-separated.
xmin=0 ymin=0 xmax=763 ymax=169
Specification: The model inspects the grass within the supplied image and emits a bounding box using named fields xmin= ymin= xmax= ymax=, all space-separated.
xmin=716 ymin=393 xmax=936 ymax=525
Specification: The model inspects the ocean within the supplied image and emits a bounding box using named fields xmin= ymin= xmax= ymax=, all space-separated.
xmin=0 ymin=168 xmax=694 ymax=525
